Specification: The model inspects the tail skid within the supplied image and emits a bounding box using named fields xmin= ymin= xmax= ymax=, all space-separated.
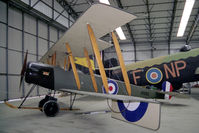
xmin=111 ymin=100 xmax=161 ymax=130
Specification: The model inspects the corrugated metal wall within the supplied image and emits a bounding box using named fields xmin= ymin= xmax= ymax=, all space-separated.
xmin=0 ymin=0 xmax=72 ymax=101
xmin=104 ymin=41 xmax=199 ymax=65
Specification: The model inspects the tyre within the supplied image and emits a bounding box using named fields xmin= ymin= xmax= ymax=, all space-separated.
xmin=43 ymin=100 xmax=59 ymax=117
xmin=38 ymin=98 xmax=48 ymax=112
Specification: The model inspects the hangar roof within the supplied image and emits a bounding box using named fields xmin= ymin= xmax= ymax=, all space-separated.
xmin=12 ymin=0 xmax=199 ymax=49
xmin=63 ymin=0 xmax=199 ymax=46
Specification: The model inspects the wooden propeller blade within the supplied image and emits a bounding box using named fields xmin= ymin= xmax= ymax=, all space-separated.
xmin=19 ymin=50 xmax=28 ymax=91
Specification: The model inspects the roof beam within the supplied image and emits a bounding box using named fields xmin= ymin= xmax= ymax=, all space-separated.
xmin=186 ymin=8 xmax=199 ymax=45
xmin=145 ymin=0 xmax=153 ymax=40
xmin=144 ymin=0 xmax=154 ymax=58
xmin=119 ymin=38 xmax=199 ymax=45
xmin=115 ymin=0 xmax=137 ymax=62
xmin=56 ymin=0 xmax=79 ymax=20
xmin=168 ymin=0 xmax=178 ymax=55
xmin=85 ymin=0 xmax=94 ymax=5
xmin=123 ymin=1 xmax=184 ymax=8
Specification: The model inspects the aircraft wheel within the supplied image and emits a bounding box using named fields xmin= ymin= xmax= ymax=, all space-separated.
xmin=43 ymin=100 xmax=59 ymax=117
xmin=38 ymin=99 xmax=48 ymax=112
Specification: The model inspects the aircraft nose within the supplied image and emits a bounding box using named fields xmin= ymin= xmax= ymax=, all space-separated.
xmin=24 ymin=62 xmax=55 ymax=90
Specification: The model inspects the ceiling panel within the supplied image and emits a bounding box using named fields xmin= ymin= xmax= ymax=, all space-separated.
xmin=62 ymin=0 xmax=199 ymax=47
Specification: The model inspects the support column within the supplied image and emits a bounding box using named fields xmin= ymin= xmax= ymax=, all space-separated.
xmin=36 ymin=18 xmax=39 ymax=96
xmin=51 ymin=54 xmax=54 ymax=65
xmin=84 ymin=48 xmax=98 ymax=93
xmin=47 ymin=25 xmax=50 ymax=49
xmin=87 ymin=24 xmax=109 ymax=94
xmin=22 ymin=11 xmax=25 ymax=97
xmin=51 ymin=52 xmax=56 ymax=66
xmin=64 ymin=57 xmax=67 ymax=70
xmin=6 ymin=2 xmax=9 ymax=100
xmin=112 ymin=32 xmax=131 ymax=96
xmin=53 ymin=52 xmax=56 ymax=66
xmin=65 ymin=43 xmax=80 ymax=90
xmin=67 ymin=56 xmax=71 ymax=70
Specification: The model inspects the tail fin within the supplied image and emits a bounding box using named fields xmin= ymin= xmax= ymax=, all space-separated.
xmin=111 ymin=100 xmax=161 ymax=130
xmin=162 ymin=81 xmax=174 ymax=100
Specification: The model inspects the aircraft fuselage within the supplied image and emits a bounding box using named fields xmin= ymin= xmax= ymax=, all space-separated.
xmin=111 ymin=48 xmax=199 ymax=90
xmin=25 ymin=62 xmax=166 ymax=99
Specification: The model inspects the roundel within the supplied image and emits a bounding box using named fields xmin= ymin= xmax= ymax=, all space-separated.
xmin=146 ymin=68 xmax=163 ymax=84
xmin=102 ymin=80 xmax=118 ymax=95
xmin=117 ymin=101 xmax=148 ymax=122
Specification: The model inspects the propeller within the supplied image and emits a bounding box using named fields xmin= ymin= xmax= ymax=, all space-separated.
xmin=19 ymin=50 xmax=28 ymax=91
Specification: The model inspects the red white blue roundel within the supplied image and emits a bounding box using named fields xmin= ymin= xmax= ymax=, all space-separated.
xmin=146 ymin=68 xmax=163 ymax=84
xmin=102 ymin=80 xmax=118 ymax=95
xmin=162 ymin=81 xmax=174 ymax=100
xmin=117 ymin=101 xmax=148 ymax=122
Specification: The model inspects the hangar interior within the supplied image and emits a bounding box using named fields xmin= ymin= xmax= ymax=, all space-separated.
xmin=0 ymin=0 xmax=198 ymax=101
xmin=0 ymin=0 xmax=199 ymax=132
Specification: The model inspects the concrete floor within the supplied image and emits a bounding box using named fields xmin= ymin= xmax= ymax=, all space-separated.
xmin=0 ymin=88 xmax=199 ymax=133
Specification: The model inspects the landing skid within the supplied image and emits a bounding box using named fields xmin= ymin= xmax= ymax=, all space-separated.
xmin=4 ymin=101 xmax=79 ymax=111
xmin=4 ymin=93 xmax=79 ymax=117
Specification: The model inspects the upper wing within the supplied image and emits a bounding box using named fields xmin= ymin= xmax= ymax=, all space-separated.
xmin=39 ymin=4 xmax=136 ymax=68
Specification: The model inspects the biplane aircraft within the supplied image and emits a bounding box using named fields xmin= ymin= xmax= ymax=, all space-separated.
xmin=4 ymin=3 xmax=192 ymax=130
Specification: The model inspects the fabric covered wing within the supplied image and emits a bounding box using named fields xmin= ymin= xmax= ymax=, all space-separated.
xmin=39 ymin=4 xmax=136 ymax=67
xmin=59 ymin=88 xmax=158 ymax=103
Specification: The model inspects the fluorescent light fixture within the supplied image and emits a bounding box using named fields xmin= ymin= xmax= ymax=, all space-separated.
xmin=177 ymin=0 xmax=195 ymax=37
xmin=116 ymin=27 xmax=126 ymax=40
xmin=99 ymin=0 xmax=110 ymax=5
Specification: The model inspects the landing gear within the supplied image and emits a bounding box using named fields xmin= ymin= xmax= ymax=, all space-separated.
xmin=38 ymin=98 xmax=47 ymax=112
xmin=38 ymin=95 xmax=59 ymax=116
xmin=38 ymin=95 xmax=57 ymax=111
xmin=5 ymin=93 xmax=79 ymax=116
xmin=18 ymin=85 xmax=37 ymax=108
xmin=39 ymin=93 xmax=77 ymax=117
xmin=69 ymin=93 xmax=77 ymax=110
xmin=43 ymin=100 xmax=59 ymax=117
